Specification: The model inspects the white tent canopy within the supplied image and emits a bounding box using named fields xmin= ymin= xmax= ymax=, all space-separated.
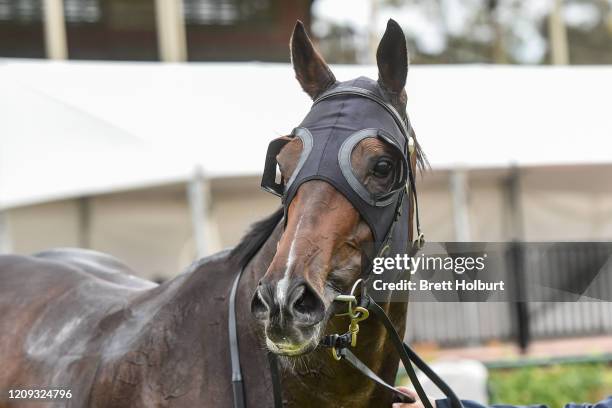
xmin=0 ymin=73 xmax=192 ymax=209
xmin=1 ymin=59 xmax=611 ymax=209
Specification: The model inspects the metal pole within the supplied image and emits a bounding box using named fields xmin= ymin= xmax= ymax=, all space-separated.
xmin=42 ymin=0 xmax=68 ymax=60
xmin=78 ymin=197 xmax=90 ymax=249
xmin=154 ymin=0 xmax=188 ymax=62
xmin=488 ymin=0 xmax=507 ymax=64
xmin=0 ymin=211 xmax=12 ymax=254
xmin=505 ymin=166 xmax=530 ymax=353
xmin=187 ymin=168 xmax=209 ymax=259
xmin=449 ymin=169 xmax=481 ymax=345
xmin=548 ymin=0 xmax=569 ymax=65
xmin=368 ymin=0 xmax=378 ymax=64
xmin=506 ymin=166 xmax=525 ymax=241
xmin=450 ymin=169 xmax=472 ymax=241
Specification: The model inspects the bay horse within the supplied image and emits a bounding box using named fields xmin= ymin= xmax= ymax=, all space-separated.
xmin=0 ymin=20 xmax=441 ymax=408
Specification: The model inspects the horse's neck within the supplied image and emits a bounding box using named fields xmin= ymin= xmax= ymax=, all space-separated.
xmin=96 ymin=250 xmax=241 ymax=402
xmin=241 ymin=222 xmax=407 ymax=407
xmin=110 ymin=219 xmax=406 ymax=406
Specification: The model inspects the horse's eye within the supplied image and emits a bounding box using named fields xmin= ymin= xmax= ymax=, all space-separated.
xmin=372 ymin=159 xmax=393 ymax=178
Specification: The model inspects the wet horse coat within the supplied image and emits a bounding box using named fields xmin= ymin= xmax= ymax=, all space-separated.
xmin=0 ymin=219 xmax=405 ymax=407
xmin=0 ymin=247 xmax=264 ymax=407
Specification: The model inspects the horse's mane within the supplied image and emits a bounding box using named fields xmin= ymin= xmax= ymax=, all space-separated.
xmin=409 ymin=124 xmax=429 ymax=174
xmin=229 ymin=207 xmax=284 ymax=267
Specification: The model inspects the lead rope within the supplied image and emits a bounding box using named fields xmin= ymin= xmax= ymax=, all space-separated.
xmin=268 ymin=353 xmax=282 ymax=407
xmin=228 ymin=268 xmax=246 ymax=408
xmin=364 ymin=296 xmax=464 ymax=408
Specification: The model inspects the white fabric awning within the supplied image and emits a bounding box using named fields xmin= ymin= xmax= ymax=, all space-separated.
xmin=1 ymin=59 xmax=611 ymax=209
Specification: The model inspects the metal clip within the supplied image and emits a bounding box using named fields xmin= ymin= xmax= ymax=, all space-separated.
xmin=330 ymin=279 xmax=370 ymax=356
xmin=349 ymin=306 xmax=369 ymax=347
xmin=413 ymin=232 xmax=425 ymax=249
xmin=333 ymin=279 xmax=363 ymax=317
xmin=334 ymin=294 xmax=356 ymax=303
xmin=331 ymin=347 xmax=342 ymax=361
xmin=408 ymin=136 xmax=415 ymax=155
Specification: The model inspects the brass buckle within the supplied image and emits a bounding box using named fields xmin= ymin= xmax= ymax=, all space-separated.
xmin=408 ymin=136 xmax=415 ymax=155
xmin=414 ymin=232 xmax=425 ymax=250
xmin=348 ymin=306 xmax=369 ymax=347
xmin=330 ymin=279 xmax=370 ymax=359
xmin=331 ymin=346 xmax=342 ymax=361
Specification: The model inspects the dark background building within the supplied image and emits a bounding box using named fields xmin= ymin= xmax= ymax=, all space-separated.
xmin=0 ymin=0 xmax=312 ymax=61
xmin=1 ymin=0 xmax=611 ymax=64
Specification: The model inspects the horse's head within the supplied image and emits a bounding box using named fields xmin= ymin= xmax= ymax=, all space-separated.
xmin=251 ymin=19 xmax=418 ymax=356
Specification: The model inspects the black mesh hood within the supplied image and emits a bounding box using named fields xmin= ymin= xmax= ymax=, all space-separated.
xmin=282 ymin=77 xmax=410 ymax=245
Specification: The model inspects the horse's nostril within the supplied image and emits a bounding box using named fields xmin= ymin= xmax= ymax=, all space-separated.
xmin=293 ymin=291 xmax=307 ymax=314
xmin=289 ymin=283 xmax=325 ymax=324
xmin=250 ymin=287 xmax=270 ymax=320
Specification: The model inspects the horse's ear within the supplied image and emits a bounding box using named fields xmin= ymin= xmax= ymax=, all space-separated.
xmin=376 ymin=19 xmax=408 ymax=94
xmin=290 ymin=20 xmax=336 ymax=100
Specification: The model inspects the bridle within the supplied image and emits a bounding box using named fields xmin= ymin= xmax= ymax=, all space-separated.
xmin=228 ymin=85 xmax=464 ymax=408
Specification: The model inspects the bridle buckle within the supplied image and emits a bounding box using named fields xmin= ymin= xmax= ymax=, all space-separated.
xmin=414 ymin=232 xmax=425 ymax=250
xmin=348 ymin=306 xmax=369 ymax=347
xmin=330 ymin=279 xmax=370 ymax=359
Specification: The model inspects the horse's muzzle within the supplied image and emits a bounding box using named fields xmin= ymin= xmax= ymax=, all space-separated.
xmin=251 ymin=279 xmax=326 ymax=356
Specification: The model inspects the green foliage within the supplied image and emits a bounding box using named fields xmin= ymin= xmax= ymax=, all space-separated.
xmin=489 ymin=363 xmax=612 ymax=408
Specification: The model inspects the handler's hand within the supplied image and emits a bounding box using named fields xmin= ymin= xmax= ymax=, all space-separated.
xmin=392 ymin=387 xmax=437 ymax=408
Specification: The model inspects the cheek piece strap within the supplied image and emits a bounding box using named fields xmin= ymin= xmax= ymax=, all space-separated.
xmin=230 ymin=81 xmax=462 ymax=408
